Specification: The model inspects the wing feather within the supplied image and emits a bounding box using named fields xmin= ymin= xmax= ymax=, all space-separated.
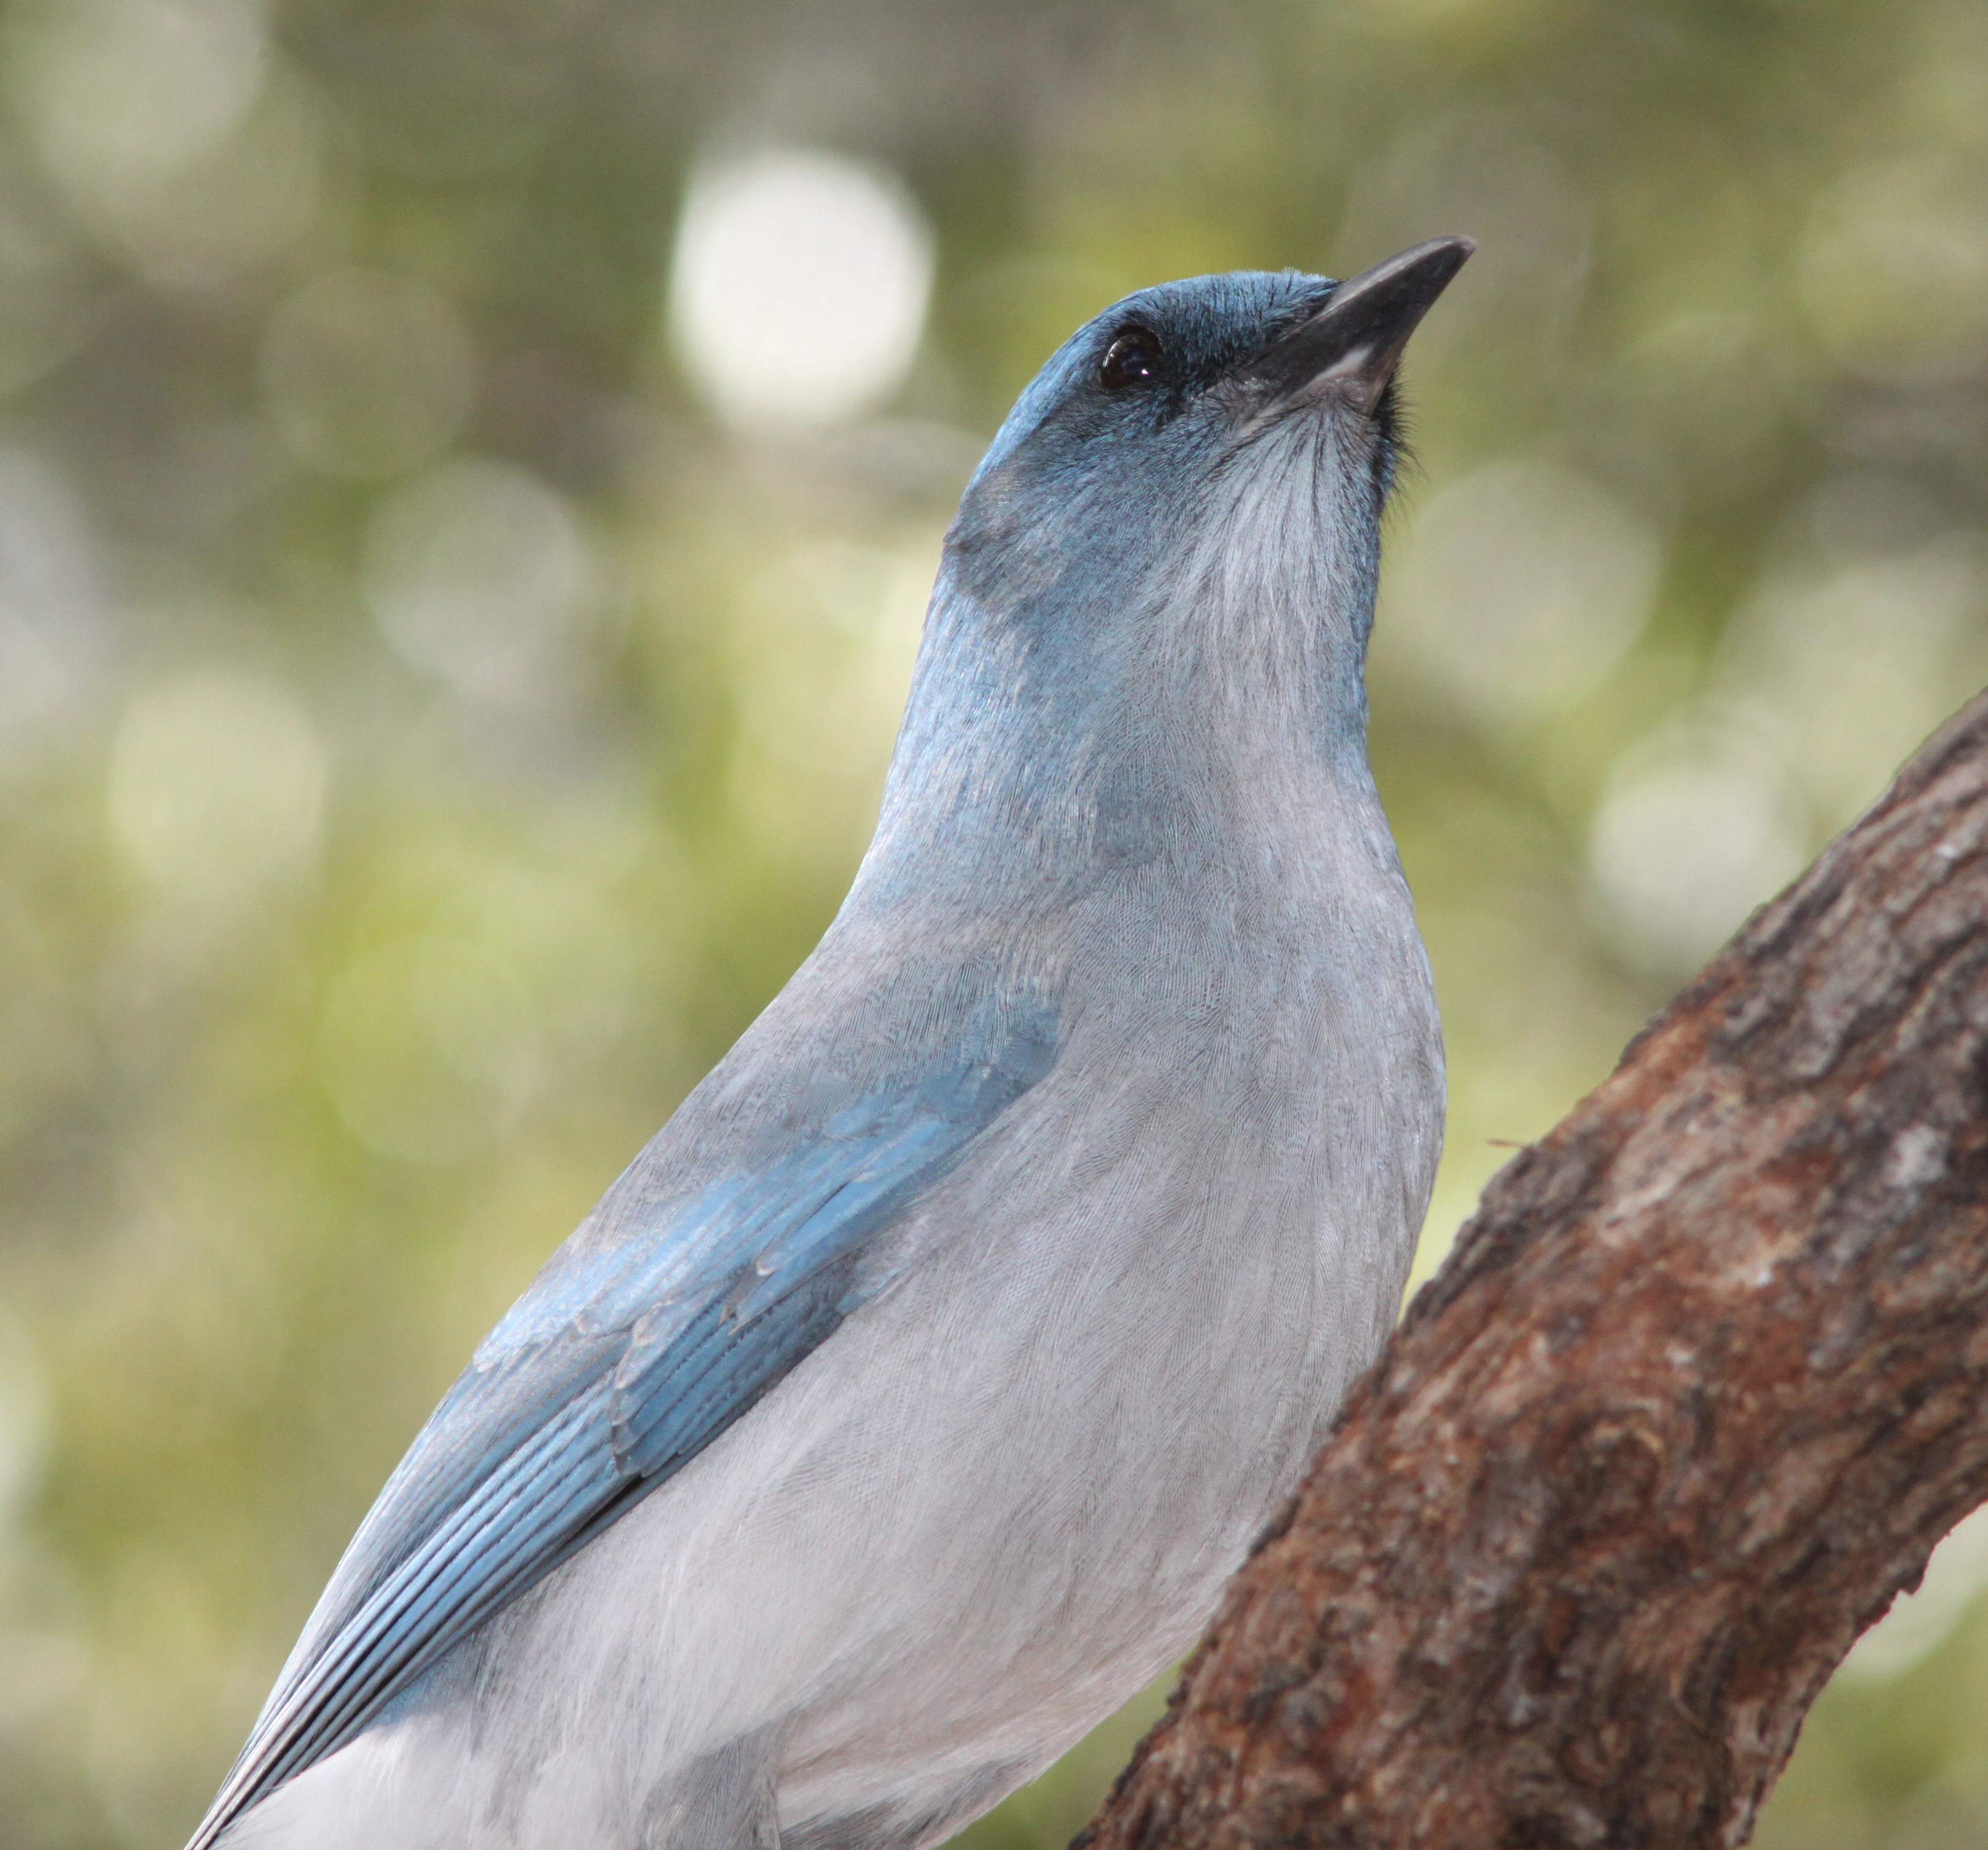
xmin=187 ymin=993 xmax=1057 ymax=1848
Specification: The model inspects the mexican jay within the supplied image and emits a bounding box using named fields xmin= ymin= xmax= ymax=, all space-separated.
xmin=189 ymin=235 xmax=1469 ymax=1850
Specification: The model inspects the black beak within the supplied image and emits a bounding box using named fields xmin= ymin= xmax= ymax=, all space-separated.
xmin=1244 ymin=236 xmax=1475 ymax=416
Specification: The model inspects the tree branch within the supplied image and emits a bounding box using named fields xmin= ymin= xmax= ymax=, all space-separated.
xmin=1078 ymin=692 xmax=1988 ymax=1850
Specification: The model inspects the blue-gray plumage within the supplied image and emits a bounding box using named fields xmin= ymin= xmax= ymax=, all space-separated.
xmin=191 ymin=236 xmax=1469 ymax=1850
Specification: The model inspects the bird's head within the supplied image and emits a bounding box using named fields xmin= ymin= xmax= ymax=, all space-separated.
xmin=943 ymin=237 xmax=1474 ymax=646
xmin=871 ymin=239 xmax=1472 ymax=903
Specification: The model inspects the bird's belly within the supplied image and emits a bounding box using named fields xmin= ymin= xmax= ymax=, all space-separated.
xmin=447 ymin=1069 xmax=1428 ymax=1850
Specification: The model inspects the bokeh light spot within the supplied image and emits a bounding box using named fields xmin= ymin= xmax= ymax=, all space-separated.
xmin=0 ymin=1307 xmax=50 ymax=1529
xmin=1378 ymin=459 xmax=1659 ymax=722
xmin=364 ymin=458 xmax=600 ymax=709
xmin=668 ymin=147 xmax=934 ymax=434
xmin=0 ymin=448 xmax=109 ymax=765
xmin=1720 ymin=532 xmax=1988 ymax=830
xmin=14 ymin=0 xmax=267 ymax=209
xmin=100 ymin=77 xmax=323 ymax=287
xmin=1587 ymin=716 xmax=1809 ymax=975
xmin=732 ymin=542 xmax=931 ymax=774
xmin=108 ymin=669 xmax=327 ymax=905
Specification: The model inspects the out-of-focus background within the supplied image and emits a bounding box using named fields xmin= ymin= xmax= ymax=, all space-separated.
xmin=0 ymin=0 xmax=1984 ymax=1843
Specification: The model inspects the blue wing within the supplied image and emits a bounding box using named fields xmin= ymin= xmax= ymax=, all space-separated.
xmin=189 ymin=991 xmax=1059 ymax=1848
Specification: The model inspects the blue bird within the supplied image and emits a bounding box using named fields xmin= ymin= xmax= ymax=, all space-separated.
xmin=190 ymin=236 xmax=1468 ymax=1850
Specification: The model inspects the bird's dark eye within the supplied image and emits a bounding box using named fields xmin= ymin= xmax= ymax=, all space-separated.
xmin=1100 ymin=327 xmax=1162 ymax=390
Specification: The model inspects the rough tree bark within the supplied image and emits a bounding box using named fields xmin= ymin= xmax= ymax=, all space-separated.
xmin=1078 ymin=692 xmax=1988 ymax=1850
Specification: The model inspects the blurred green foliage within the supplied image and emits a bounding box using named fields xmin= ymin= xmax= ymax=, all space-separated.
xmin=0 ymin=0 xmax=1983 ymax=1844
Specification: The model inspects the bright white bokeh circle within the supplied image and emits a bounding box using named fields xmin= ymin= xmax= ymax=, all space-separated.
xmin=668 ymin=147 xmax=934 ymax=434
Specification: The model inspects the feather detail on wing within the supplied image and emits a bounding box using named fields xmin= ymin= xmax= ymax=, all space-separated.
xmin=187 ymin=992 xmax=1059 ymax=1850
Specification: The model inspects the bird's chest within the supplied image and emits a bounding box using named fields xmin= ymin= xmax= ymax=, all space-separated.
xmin=1058 ymin=848 xmax=1433 ymax=1236
xmin=814 ymin=931 xmax=1431 ymax=1755
xmin=1047 ymin=856 xmax=1433 ymax=1408
xmin=947 ymin=881 xmax=1431 ymax=1430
